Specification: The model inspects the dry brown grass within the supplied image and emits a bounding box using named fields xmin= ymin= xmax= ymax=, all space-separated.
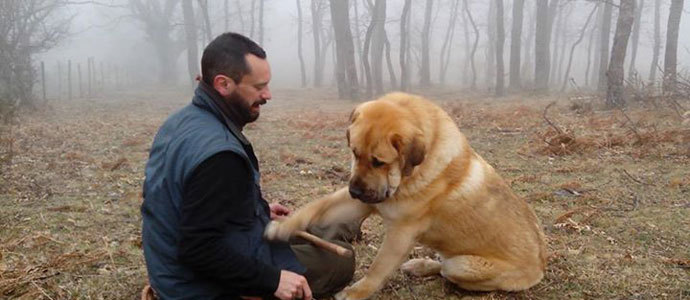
xmin=1 ymin=89 xmax=688 ymax=299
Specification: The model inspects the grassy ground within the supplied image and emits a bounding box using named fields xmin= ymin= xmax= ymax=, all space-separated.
xmin=0 ymin=88 xmax=688 ymax=299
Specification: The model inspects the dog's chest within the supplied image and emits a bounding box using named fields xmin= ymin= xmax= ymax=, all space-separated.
xmin=374 ymin=200 xmax=425 ymax=221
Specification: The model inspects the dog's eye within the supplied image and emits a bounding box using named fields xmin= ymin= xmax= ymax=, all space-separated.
xmin=371 ymin=157 xmax=385 ymax=168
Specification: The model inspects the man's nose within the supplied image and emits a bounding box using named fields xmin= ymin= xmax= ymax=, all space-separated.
xmin=262 ymin=88 xmax=271 ymax=100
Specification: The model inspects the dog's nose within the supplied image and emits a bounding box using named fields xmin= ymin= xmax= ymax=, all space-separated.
xmin=349 ymin=186 xmax=363 ymax=199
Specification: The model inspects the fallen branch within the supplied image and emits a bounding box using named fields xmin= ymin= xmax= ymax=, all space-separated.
xmin=543 ymin=102 xmax=564 ymax=135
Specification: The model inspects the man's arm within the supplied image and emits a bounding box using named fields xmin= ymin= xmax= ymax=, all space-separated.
xmin=178 ymin=151 xmax=280 ymax=295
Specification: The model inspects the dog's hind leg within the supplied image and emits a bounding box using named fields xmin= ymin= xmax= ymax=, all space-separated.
xmin=400 ymin=258 xmax=441 ymax=277
xmin=440 ymin=255 xmax=540 ymax=291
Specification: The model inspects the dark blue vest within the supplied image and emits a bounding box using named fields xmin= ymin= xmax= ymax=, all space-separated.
xmin=141 ymin=87 xmax=304 ymax=299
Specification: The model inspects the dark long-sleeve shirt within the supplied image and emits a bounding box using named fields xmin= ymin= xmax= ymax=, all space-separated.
xmin=177 ymin=151 xmax=281 ymax=296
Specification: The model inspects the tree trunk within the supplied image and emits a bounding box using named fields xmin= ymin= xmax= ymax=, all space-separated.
xmin=197 ymin=0 xmax=212 ymax=41
xmin=663 ymin=0 xmax=684 ymax=94
xmin=495 ymin=0 xmax=505 ymax=97
xmin=522 ymin=4 xmax=535 ymax=83
xmin=370 ymin=0 xmax=386 ymax=95
xmin=296 ymin=0 xmax=307 ymax=87
xmin=509 ymin=0 xmax=524 ymax=89
xmin=597 ymin=1 xmax=612 ymax=92
xmin=224 ymin=0 xmax=229 ymax=31
xmin=534 ymin=0 xmax=550 ymax=91
xmin=485 ymin=0 xmax=496 ymax=88
xmin=259 ymin=0 xmax=264 ymax=45
xmin=628 ymin=0 xmax=643 ymax=79
xmin=399 ymin=0 xmax=412 ymax=91
xmin=235 ymin=0 xmax=245 ymax=33
xmin=439 ymin=0 xmax=460 ymax=85
xmin=585 ymin=20 xmax=597 ymax=87
xmin=606 ymin=0 xmax=635 ymax=108
xmin=464 ymin=0 xmax=480 ymax=90
xmin=557 ymin=7 xmax=573 ymax=84
xmin=384 ymin=33 xmax=397 ymax=90
xmin=461 ymin=1 xmax=471 ymax=86
xmin=330 ymin=0 xmax=359 ymax=99
xmin=182 ymin=0 xmax=200 ymax=87
xmin=250 ymin=0 xmax=256 ymax=38
xmin=353 ymin=0 xmax=365 ymax=86
xmin=311 ymin=0 xmax=324 ymax=87
xmin=562 ymin=4 xmax=598 ymax=92
xmin=549 ymin=6 xmax=563 ymax=85
xmin=362 ymin=1 xmax=375 ymax=98
xmin=649 ymin=0 xmax=661 ymax=83
xmin=420 ymin=0 xmax=433 ymax=87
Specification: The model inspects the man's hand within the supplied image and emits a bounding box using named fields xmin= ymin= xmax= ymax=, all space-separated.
xmin=269 ymin=203 xmax=291 ymax=220
xmin=274 ymin=270 xmax=312 ymax=300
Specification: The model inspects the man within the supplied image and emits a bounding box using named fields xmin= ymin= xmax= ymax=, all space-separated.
xmin=141 ymin=32 xmax=357 ymax=300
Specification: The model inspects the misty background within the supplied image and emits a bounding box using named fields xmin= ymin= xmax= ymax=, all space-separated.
xmin=3 ymin=0 xmax=690 ymax=106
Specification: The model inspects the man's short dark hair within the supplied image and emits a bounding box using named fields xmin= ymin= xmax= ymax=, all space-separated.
xmin=201 ymin=32 xmax=266 ymax=85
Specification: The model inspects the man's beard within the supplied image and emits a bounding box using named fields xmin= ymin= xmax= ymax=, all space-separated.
xmin=227 ymin=91 xmax=266 ymax=124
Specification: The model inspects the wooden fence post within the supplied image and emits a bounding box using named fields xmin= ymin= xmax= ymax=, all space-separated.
xmin=41 ymin=61 xmax=46 ymax=101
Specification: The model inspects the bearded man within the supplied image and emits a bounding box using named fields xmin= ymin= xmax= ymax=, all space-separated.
xmin=141 ymin=32 xmax=357 ymax=300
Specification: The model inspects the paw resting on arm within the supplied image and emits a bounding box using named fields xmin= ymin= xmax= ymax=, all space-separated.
xmin=263 ymin=220 xmax=293 ymax=241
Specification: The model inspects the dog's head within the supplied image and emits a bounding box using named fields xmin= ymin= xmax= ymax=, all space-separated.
xmin=346 ymin=100 xmax=426 ymax=204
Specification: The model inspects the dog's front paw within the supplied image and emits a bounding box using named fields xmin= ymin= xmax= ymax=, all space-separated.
xmin=334 ymin=279 xmax=375 ymax=300
xmin=263 ymin=221 xmax=289 ymax=241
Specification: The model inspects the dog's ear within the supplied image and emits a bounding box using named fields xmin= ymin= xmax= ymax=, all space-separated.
xmin=392 ymin=133 xmax=426 ymax=176
xmin=346 ymin=128 xmax=351 ymax=147
xmin=348 ymin=107 xmax=360 ymax=124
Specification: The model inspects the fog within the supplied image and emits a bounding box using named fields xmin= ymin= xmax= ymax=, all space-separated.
xmin=20 ymin=0 xmax=690 ymax=98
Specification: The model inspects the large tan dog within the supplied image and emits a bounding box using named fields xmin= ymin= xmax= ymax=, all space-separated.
xmin=265 ymin=92 xmax=546 ymax=300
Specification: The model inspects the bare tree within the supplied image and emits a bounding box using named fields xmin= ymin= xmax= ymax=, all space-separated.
xmin=129 ymin=0 xmax=182 ymax=84
xmin=509 ymin=0 xmax=525 ymax=89
xmin=296 ymin=0 xmax=307 ymax=87
xmin=439 ymin=0 xmax=459 ymax=86
xmin=196 ymin=0 xmax=212 ymax=41
xmin=330 ymin=0 xmax=359 ymax=99
xmin=534 ymin=0 xmax=550 ymax=91
xmin=596 ymin=1 xmax=612 ymax=92
xmin=485 ymin=0 xmax=496 ymax=88
xmin=585 ymin=15 xmax=597 ymax=86
xmin=369 ymin=0 xmax=386 ymax=95
xmin=463 ymin=0 xmax=480 ymax=89
xmin=461 ymin=0 xmax=471 ymax=86
xmin=250 ymin=0 xmax=256 ymax=38
xmin=648 ymin=0 xmax=661 ymax=83
xmin=0 ymin=0 xmax=70 ymax=108
xmin=562 ymin=4 xmax=598 ymax=92
xmin=353 ymin=0 xmax=365 ymax=86
xmin=182 ymin=0 xmax=199 ymax=87
xmin=420 ymin=0 xmax=433 ymax=87
xmin=384 ymin=33 xmax=397 ymax=90
xmin=628 ymin=0 xmax=643 ymax=79
xmin=606 ymin=0 xmax=635 ymax=108
xmin=235 ymin=0 xmax=246 ymax=33
xmin=399 ymin=0 xmax=412 ymax=91
xmin=663 ymin=0 xmax=684 ymax=95
xmin=549 ymin=5 xmax=564 ymax=84
xmin=224 ymin=0 xmax=229 ymax=31
xmin=311 ymin=0 xmax=327 ymax=87
xmin=259 ymin=0 xmax=264 ymax=45
xmin=521 ymin=3 xmax=535 ymax=83
xmin=495 ymin=0 xmax=505 ymax=96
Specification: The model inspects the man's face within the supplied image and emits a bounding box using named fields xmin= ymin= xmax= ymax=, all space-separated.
xmin=228 ymin=54 xmax=272 ymax=123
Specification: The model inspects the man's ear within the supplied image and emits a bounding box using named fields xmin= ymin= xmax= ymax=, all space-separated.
xmin=391 ymin=133 xmax=426 ymax=176
xmin=213 ymin=75 xmax=237 ymax=97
